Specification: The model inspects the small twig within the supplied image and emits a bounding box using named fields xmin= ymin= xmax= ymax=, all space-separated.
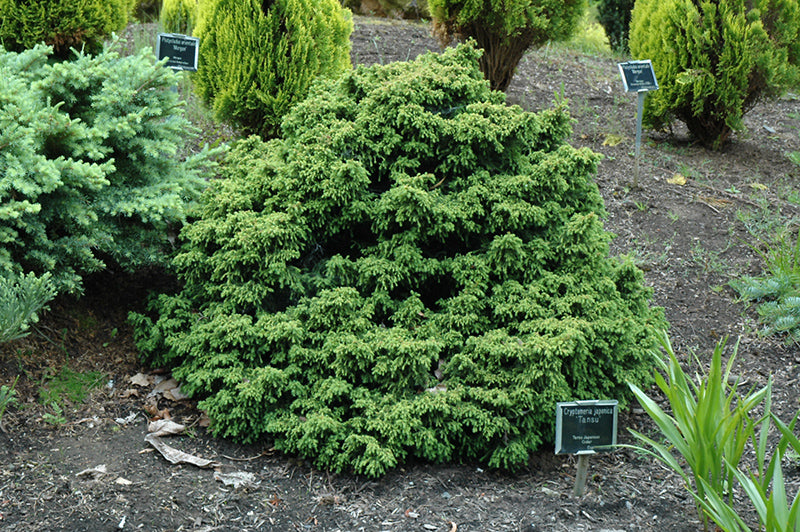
xmin=220 ymin=449 xmax=271 ymax=462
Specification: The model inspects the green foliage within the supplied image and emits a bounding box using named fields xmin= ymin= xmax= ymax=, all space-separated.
xmin=627 ymin=332 xmax=773 ymax=532
xmin=131 ymin=44 xmax=665 ymax=476
xmin=0 ymin=0 xmax=135 ymax=59
xmin=342 ymin=0 xmax=430 ymax=18
xmin=696 ymin=413 xmax=800 ymax=532
xmin=0 ymin=273 xmax=56 ymax=344
xmin=429 ymin=0 xmax=586 ymax=90
xmin=0 ymin=43 xmax=220 ymax=296
xmin=134 ymin=0 xmax=163 ymax=22
xmin=597 ymin=0 xmax=634 ymax=53
xmin=161 ymin=0 xmax=198 ymax=35
xmin=38 ymin=367 xmax=106 ymax=407
xmin=629 ymin=0 xmax=800 ymax=149
xmin=0 ymin=376 xmax=19 ymax=431
xmin=731 ymin=228 xmax=800 ymax=342
xmin=193 ymin=0 xmax=352 ymax=138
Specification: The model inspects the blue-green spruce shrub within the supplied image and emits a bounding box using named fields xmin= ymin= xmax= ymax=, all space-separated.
xmin=0 ymin=43 xmax=218 ymax=295
xmin=131 ymin=44 xmax=666 ymax=476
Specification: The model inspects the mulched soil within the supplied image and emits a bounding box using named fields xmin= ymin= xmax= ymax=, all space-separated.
xmin=2 ymin=15 xmax=800 ymax=532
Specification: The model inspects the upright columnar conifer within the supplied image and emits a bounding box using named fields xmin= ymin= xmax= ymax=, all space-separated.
xmin=630 ymin=0 xmax=800 ymax=149
xmin=192 ymin=0 xmax=352 ymax=138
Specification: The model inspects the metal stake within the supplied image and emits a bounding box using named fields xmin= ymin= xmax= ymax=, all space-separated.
xmin=573 ymin=453 xmax=591 ymax=497
xmin=634 ymin=90 xmax=645 ymax=188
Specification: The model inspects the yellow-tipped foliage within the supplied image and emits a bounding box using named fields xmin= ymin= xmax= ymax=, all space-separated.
xmin=192 ymin=0 xmax=352 ymax=138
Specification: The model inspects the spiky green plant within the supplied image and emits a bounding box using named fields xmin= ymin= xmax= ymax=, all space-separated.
xmin=0 ymin=273 xmax=56 ymax=344
xmin=627 ymin=332 xmax=773 ymax=532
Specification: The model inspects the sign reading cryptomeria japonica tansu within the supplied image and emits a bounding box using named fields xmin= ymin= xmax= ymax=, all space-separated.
xmin=156 ymin=33 xmax=199 ymax=72
xmin=555 ymin=400 xmax=618 ymax=455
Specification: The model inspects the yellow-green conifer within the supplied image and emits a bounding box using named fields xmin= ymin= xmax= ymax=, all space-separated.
xmin=630 ymin=0 xmax=800 ymax=149
xmin=0 ymin=0 xmax=135 ymax=58
xmin=193 ymin=0 xmax=352 ymax=138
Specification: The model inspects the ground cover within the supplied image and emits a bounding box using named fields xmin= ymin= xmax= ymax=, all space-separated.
xmin=1 ymin=15 xmax=799 ymax=532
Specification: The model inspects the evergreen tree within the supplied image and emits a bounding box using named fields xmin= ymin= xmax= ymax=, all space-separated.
xmin=630 ymin=0 xmax=800 ymax=149
xmin=428 ymin=0 xmax=585 ymax=91
xmin=0 ymin=0 xmax=135 ymax=59
xmin=192 ymin=0 xmax=352 ymax=138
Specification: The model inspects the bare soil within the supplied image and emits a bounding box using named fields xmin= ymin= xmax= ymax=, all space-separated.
xmin=2 ymin=16 xmax=800 ymax=532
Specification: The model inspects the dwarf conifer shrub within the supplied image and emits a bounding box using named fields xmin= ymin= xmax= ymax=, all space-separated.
xmin=429 ymin=0 xmax=585 ymax=91
xmin=0 ymin=0 xmax=135 ymax=59
xmin=161 ymin=0 xmax=198 ymax=35
xmin=597 ymin=0 xmax=634 ymax=53
xmin=0 ymin=43 xmax=217 ymax=296
xmin=192 ymin=0 xmax=352 ymax=138
xmin=629 ymin=0 xmax=800 ymax=149
xmin=131 ymin=44 xmax=665 ymax=476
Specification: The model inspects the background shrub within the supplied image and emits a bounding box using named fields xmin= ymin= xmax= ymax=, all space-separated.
xmin=134 ymin=0 xmax=163 ymax=22
xmin=629 ymin=0 xmax=800 ymax=149
xmin=597 ymin=0 xmax=634 ymax=53
xmin=192 ymin=0 xmax=352 ymax=138
xmin=160 ymin=0 xmax=198 ymax=35
xmin=428 ymin=0 xmax=586 ymax=91
xmin=131 ymin=44 xmax=665 ymax=476
xmin=342 ymin=0 xmax=430 ymax=19
xmin=0 ymin=0 xmax=135 ymax=59
xmin=0 ymin=43 xmax=218 ymax=296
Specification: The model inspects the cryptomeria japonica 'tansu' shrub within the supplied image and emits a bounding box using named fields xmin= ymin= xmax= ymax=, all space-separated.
xmin=131 ymin=44 xmax=666 ymax=477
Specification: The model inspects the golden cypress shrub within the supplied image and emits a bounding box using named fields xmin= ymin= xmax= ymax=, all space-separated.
xmin=630 ymin=0 xmax=800 ymax=149
xmin=0 ymin=0 xmax=135 ymax=58
xmin=160 ymin=0 xmax=198 ymax=35
xmin=193 ymin=0 xmax=352 ymax=138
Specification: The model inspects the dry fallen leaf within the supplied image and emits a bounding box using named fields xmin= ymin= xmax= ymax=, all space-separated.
xmin=601 ymin=133 xmax=626 ymax=147
xmin=667 ymin=173 xmax=687 ymax=185
xmin=129 ymin=373 xmax=152 ymax=387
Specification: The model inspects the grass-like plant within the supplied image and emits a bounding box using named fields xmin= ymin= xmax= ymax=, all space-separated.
xmin=731 ymin=228 xmax=800 ymax=343
xmin=0 ymin=376 xmax=19 ymax=432
xmin=695 ymin=413 xmax=800 ymax=532
xmin=627 ymin=331 xmax=772 ymax=532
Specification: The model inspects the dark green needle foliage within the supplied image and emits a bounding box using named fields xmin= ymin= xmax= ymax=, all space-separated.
xmin=597 ymin=0 xmax=634 ymax=53
xmin=0 ymin=0 xmax=135 ymax=59
xmin=192 ymin=0 xmax=352 ymax=138
xmin=131 ymin=44 xmax=665 ymax=477
xmin=630 ymin=0 xmax=800 ymax=149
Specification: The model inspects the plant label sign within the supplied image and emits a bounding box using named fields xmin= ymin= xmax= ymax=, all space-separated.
xmin=156 ymin=33 xmax=199 ymax=72
xmin=618 ymin=60 xmax=658 ymax=93
xmin=555 ymin=400 xmax=618 ymax=455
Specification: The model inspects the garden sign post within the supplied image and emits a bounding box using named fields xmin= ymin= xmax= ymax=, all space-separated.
xmin=156 ymin=33 xmax=200 ymax=72
xmin=618 ymin=60 xmax=658 ymax=188
xmin=555 ymin=400 xmax=618 ymax=497
xmin=156 ymin=33 xmax=199 ymax=93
